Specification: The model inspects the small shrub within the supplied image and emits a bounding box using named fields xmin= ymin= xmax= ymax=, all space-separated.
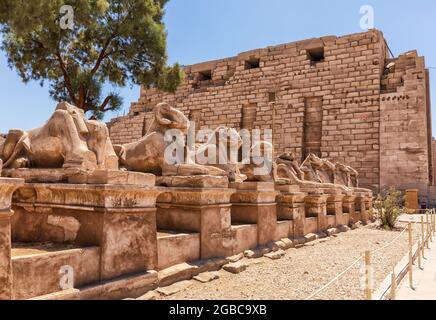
xmin=371 ymin=187 xmax=407 ymax=230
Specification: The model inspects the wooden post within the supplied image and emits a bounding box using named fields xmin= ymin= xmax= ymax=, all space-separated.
xmin=390 ymin=266 xmax=396 ymax=300
xmin=365 ymin=250 xmax=372 ymax=300
xmin=433 ymin=209 xmax=436 ymax=236
xmin=421 ymin=216 xmax=425 ymax=258
xmin=431 ymin=209 xmax=435 ymax=236
xmin=408 ymin=222 xmax=413 ymax=289
xmin=418 ymin=240 xmax=422 ymax=269
xmin=426 ymin=211 xmax=430 ymax=247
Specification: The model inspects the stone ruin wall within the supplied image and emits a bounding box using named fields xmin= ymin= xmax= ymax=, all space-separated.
xmin=108 ymin=29 xmax=433 ymax=196
xmin=379 ymin=51 xmax=432 ymax=198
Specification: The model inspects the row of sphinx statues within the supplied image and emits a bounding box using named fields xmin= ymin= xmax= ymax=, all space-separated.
xmin=0 ymin=101 xmax=370 ymax=195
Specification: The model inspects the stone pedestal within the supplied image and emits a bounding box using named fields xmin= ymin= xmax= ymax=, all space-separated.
xmin=156 ymin=176 xmax=234 ymax=260
xmin=0 ymin=178 xmax=24 ymax=300
xmin=230 ymin=182 xmax=278 ymax=246
xmin=304 ymin=193 xmax=328 ymax=233
xmin=355 ymin=195 xmax=366 ymax=223
xmin=326 ymin=194 xmax=344 ymax=228
xmin=11 ymin=179 xmax=161 ymax=281
xmin=275 ymin=185 xmax=306 ymax=238
xmin=342 ymin=195 xmax=356 ymax=225
xmin=364 ymin=196 xmax=373 ymax=219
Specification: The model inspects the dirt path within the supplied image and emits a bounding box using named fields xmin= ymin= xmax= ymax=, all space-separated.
xmin=159 ymin=222 xmax=420 ymax=300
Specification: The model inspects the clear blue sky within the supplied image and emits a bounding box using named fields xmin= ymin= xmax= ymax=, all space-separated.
xmin=1 ymin=0 xmax=435 ymax=135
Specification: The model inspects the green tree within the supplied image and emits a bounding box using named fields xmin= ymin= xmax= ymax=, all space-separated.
xmin=0 ymin=0 xmax=183 ymax=119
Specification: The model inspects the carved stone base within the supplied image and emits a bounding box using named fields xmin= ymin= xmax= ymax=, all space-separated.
xmin=157 ymin=175 xmax=229 ymax=188
xmin=11 ymin=182 xmax=162 ymax=296
xmin=276 ymin=190 xmax=306 ymax=238
xmin=0 ymin=178 xmax=24 ymax=300
xmin=2 ymin=168 xmax=155 ymax=186
xmin=230 ymin=182 xmax=278 ymax=245
xmin=157 ymin=185 xmax=235 ymax=260
xmin=305 ymin=194 xmax=328 ymax=233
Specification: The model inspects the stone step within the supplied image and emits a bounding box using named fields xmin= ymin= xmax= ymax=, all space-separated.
xmin=11 ymin=242 xmax=100 ymax=300
xmin=157 ymin=230 xmax=200 ymax=270
xmin=230 ymin=223 xmax=258 ymax=255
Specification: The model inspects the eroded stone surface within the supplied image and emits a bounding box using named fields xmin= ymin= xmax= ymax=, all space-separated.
xmin=223 ymin=262 xmax=248 ymax=274
xmin=193 ymin=272 xmax=220 ymax=283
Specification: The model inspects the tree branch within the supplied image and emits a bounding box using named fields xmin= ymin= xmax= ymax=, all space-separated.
xmin=98 ymin=95 xmax=114 ymax=112
xmin=55 ymin=50 xmax=77 ymax=105
xmin=90 ymin=34 xmax=117 ymax=77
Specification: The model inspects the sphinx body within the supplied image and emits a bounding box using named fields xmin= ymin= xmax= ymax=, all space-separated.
xmin=335 ymin=162 xmax=372 ymax=196
xmin=0 ymin=102 xmax=118 ymax=170
xmin=194 ymin=126 xmax=247 ymax=182
xmin=115 ymin=103 xmax=226 ymax=177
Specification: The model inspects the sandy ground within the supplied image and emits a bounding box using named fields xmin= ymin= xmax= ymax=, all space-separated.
xmin=160 ymin=221 xmax=422 ymax=300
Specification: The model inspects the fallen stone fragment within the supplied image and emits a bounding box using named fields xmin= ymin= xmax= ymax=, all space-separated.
xmin=294 ymin=237 xmax=307 ymax=245
xmin=191 ymin=259 xmax=215 ymax=274
xmin=193 ymin=272 xmax=220 ymax=283
xmin=158 ymin=262 xmax=199 ymax=287
xmin=275 ymin=240 xmax=286 ymax=250
xmin=212 ymin=257 xmax=229 ymax=270
xmin=264 ymin=249 xmax=286 ymax=260
xmin=351 ymin=221 xmax=362 ymax=230
xmin=280 ymin=238 xmax=294 ymax=249
xmin=156 ymin=280 xmax=192 ymax=296
xmin=226 ymin=253 xmax=243 ymax=263
xmin=338 ymin=225 xmax=350 ymax=232
xmin=316 ymin=232 xmax=328 ymax=239
xmin=223 ymin=262 xmax=248 ymax=274
xmin=259 ymin=246 xmax=272 ymax=255
xmin=319 ymin=238 xmax=330 ymax=243
xmin=244 ymin=249 xmax=262 ymax=259
xmin=326 ymin=228 xmax=338 ymax=236
xmin=304 ymin=233 xmax=317 ymax=242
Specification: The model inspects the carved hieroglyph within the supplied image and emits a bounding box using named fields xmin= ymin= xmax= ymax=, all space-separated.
xmin=0 ymin=102 xmax=118 ymax=171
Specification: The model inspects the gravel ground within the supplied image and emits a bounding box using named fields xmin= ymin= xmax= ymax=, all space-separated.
xmin=160 ymin=221 xmax=422 ymax=300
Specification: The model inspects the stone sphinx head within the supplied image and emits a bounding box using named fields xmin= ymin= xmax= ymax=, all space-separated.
xmin=153 ymin=102 xmax=190 ymax=134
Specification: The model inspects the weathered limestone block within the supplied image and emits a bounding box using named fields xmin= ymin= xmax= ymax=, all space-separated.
xmin=354 ymin=194 xmax=368 ymax=223
xmin=223 ymin=261 xmax=247 ymax=274
xmin=156 ymin=178 xmax=235 ymax=260
xmin=230 ymin=182 xmax=278 ymax=246
xmin=11 ymin=182 xmax=162 ymax=282
xmin=326 ymin=193 xmax=344 ymax=228
xmin=275 ymin=185 xmax=306 ymax=238
xmin=342 ymin=195 xmax=356 ymax=225
xmin=0 ymin=178 xmax=24 ymax=300
xmin=304 ymin=193 xmax=328 ymax=233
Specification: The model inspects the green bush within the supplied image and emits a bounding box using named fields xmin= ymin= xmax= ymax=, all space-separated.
xmin=371 ymin=187 xmax=407 ymax=230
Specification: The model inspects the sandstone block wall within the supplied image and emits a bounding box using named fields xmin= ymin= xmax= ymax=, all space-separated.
xmin=108 ymin=29 xmax=433 ymax=197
